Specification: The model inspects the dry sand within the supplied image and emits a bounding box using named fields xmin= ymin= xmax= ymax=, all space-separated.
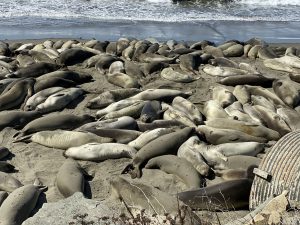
xmin=0 ymin=39 xmax=297 ymax=224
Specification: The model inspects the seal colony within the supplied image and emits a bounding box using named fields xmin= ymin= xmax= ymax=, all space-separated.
xmin=0 ymin=37 xmax=299 ymax=224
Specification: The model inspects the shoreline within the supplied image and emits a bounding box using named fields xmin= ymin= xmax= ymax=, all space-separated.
xmin=1 ymin=20 xmax=300 ymax=44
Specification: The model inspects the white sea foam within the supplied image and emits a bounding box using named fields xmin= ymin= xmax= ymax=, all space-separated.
xmin=0 ymin=0 xmax=299 ymax=24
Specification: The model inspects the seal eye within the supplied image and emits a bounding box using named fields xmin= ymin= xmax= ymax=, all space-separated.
xmin=277 ymin=81 xmax=282 ymax=86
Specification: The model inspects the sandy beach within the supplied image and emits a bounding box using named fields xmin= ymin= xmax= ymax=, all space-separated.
xmin=0 ymin=36 xmax=300 ymax=225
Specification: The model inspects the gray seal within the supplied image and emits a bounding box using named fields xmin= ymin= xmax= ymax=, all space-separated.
xmin=122 ymin=127 xmax=193 ymax=178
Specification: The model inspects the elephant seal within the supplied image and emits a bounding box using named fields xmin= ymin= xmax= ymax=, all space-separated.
xmin=196 ymin=125 xmax=268 ymax=144
xmin=128 ymin=128 xmax=174 ymax=150
xmin=129 ymin=88 xmax=192 ymax=101
xmin=122 ymin=127 xmax=193 ymax=178
xmin=110 ymin=176 xmax=199 ymax=223
xmin=257 ymin=46 xmax=277 ymax=59
xmin=0 ymin=147 xmax=9 ymax=160
xmin=77 ymin=116 xmax=138 ymax=131
xmin=252 ymin=105 xmax=291 ymax=136
xmin=0 ymin=162 xmax=15 ymax=173
xmin=58 ymin=48 xmax=95 ymax=66
xmin=203 ymin=65 xmax=248 ymax=77
xmin=209 ymin=57 xmax=239 ymax=68
xmin=17 ymin=130 xmax=113 ymax=150
xmin=0 ymin=171 xmax=23 ymax=192
xmin=251 ymin=95 xmax=276 ymax=112
xmin=205 ymin=118 xmax=280 ymax=141
xmin=36 ymin=88 xmax=84 ymax=113
xmin=163 ymin=103 xmax=197 ymax=127
xmin=277 ymin=107 xmax=300 ymax=131
xmin=223 ymin=44 xmax=244 ymax=57
xmin=139 ymin=53 xmax=176 ymax=64
xmin=215 ymin=165 xmax=256 ymax=181
xmin=172 ymin=96 xmax=203 ymax=125
xmin=124 ymin=60 xmax=145 ymax=79
xmin=34 ymin=77 xmax=76 ymax=93
xmin=272 ymin=79 xmax=300 ymax=107
xmin=86 ymin=88 xmax=141 ymax=109
xmin=145 ymin=155 xmax=204 ymax=189
xmin=0 ymin=78 xmax=35 ymax=111
xmin=179 ymin=54 xmax=200 ymax=72
xmin=0 ymin=191 xmax=8 ymax=206
xmin=137 ymin=120 xmax=186 ymax=132
xmin=216 ymin=155 xmax=261 ymax=170
xmin=36 ymin=70 xmax=92 ymax=84
xmin=143 ymin=61 xmax=168 ymax=75
xmin=95 ymin=55 xmax=120 ymax=74
xmin=9 ymin=62 xmax=60 ymax=78
xmin=107 ymin=72 xmax=140 ymax=88
xmin=0 ymin=78 xmax=18 ymax=94
xmin=0 ymin=184 xmax=47 ymax=225
xmin=56 ymin=158 xmax=85 ymax=198
xmin=161 ymin=67 xmax=199 ymax=83
xmin=65 ymin=143 xmax=136 ymax=161
xmin=178 ymin=179 xmax=252 ymax=210
xmin=13 ymin=113 xmax=94 ymax=139
xmin=24 ymin=87 xmax=65 ymax=111
xmin=233 ymin=85 xmax=251 ymax=104
xmin=0 ymin=110 xmax=41 ymax=130
xmin=82 ymin=128 xmax=141 ymax=144
xmin=211 ymin=86 xmax=235 ymax=108
xmin=203 ymin=100 xmax=230 ymax=120
xmin=108 ymin=61 xmax=125 ymax=74
xmin=140 ymin=100 xmax=162 ymax=123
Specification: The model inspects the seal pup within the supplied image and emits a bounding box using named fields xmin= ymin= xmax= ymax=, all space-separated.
xmin=107 ymin=72 xmax=140 ymax=88
xmin=0 ymin=171 xmax=23 ymax=192
xmin=233 ymin=85 xmax=251 ymax=104
xmin=140 ymin=100 xmax=162 ymax=123
xmin=13 ymin=113 xmax=94 ymax=139
xmin=36 ymin=70 xmax=92 ymax=84
xmin=223 ymin=44 xmax=244 ymax=57
xmin=215 ymin=155 xmax=261 ymax=170
xmin=0 ymin=183 xmax=47 ymax=225
xmin=123 ymin=127 xmax=193 ymax=178
xmin=34 ymin=77 xmax=76 ymax=93
xmin=128 ymin=128 xmax=175 ymax=150
xmin=129 ymin=88 xmax=191 ymax=101
xmin=163 ymin=103 xmax=197 ymax=127
xmin=209 ymin=57 xmax=239 ymax=68
xmin=161 ymin=67 xmax=199 ymax=83
xmin=251 ymin=95 xmax=276 ymax=112
xmin=203 ymin=65 xmax=249 ymax=77
xmin=178 ymin=178 xmax=252 ymax=210
xmin=145 ymin=155 xmax=204 ymax=190
xmin=0 ymin=110 xmax=41 ymax=130
xmin=16 ymin=130 xmax=113 ymax=150
xmin=56 ymin=158 xmax=85 ymax=198
xmin=36 ymin=88 xmax=84 ymax=113
xmin=95 ymin=55 xmax=120 ymax=74
xmin=211 ymin=86 xmax=235 ymax=108
xmin=218 ymin=74 xmax=274 ymax=87
xmin=203 ymin=100 xmax=230 ymax=120
xmin=172 ymin=96 xmax=203 ymax=125
xmin=0 ymin=78 xmax=35 ymax=111
xmin=177 ymin=136 xmax=210 ymax=176
xmin=272 ymin=79 xmax=300 ymax=107
xmin=65 ymin=143 xmax=137 ymax=161
xmin=277 ymin=107 xmax=300 ymax=131
xmin=23 ymin=87 xmax=65 ymax=111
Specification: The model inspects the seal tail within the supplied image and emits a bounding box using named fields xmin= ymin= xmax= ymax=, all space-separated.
xmin=12 ymin=134 xmax=32 ymax=143
xmin=121 ymin=164 xmax=142 ymax=179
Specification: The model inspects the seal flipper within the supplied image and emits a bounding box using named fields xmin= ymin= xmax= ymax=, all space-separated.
xmin=12 ymin=134 xmax=32 ymax=143
xmin=121 ymin=164 xmax=142 ymax=179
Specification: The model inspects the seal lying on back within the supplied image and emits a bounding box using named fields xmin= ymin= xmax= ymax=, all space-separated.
xmin=178 ymin=179 xmax=252 ymax=210
xmin=145 ymin=155 xmax=204 ymax=190
xmin=65 ymin=143 xmax=137 ymax=161
xmin=56 ymin=158 xmax=85 ymax=198
xmin=122 ymin=127 xmax=193 ymax=178
xmin=13 ymin=113 xmax=94 ymax=139
xmin=0 ymin=184 xmax=47 ymax=225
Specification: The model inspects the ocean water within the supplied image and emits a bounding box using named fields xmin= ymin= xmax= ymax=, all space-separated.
xmin=1 ymin=0 xmax=300 ymax=42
